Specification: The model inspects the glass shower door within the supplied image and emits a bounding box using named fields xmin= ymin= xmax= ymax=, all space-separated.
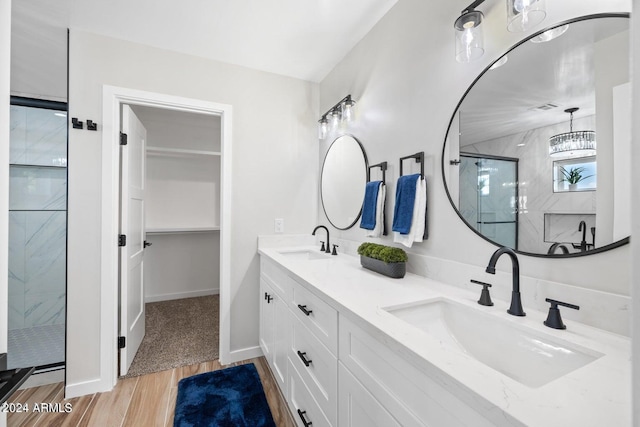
xmin=459 ymin=154 xmax=518 ymax=249
xmin=8 ymin=99 xmax=67 ymax=370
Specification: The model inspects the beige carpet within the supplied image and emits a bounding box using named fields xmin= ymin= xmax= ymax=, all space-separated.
xmin=122 ymin=295 xmax=219 ymax=378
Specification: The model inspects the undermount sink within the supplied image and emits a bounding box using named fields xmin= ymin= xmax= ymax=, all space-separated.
xmin=277 ymin=249 xmax=331 ymax=261
xmin=382 ymin=298 xmax=603 ymax=388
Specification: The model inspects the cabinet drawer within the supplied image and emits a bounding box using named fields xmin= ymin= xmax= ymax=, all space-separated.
xmin=288 ymin=359 xmax=333 ymax=427
xmin=339 ymin=316 xmax=495 ymax=427
xmin=260 ymin=257 xmax=294 ymax=300
xmin=291 ymin=282 xmax=338 ymax=355
xmin=290 ymin=316 xmax=337 ymax=424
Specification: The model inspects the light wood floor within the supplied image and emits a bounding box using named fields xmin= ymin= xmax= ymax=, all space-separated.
xmin=8 ymin=357 xmax=296 ymax=427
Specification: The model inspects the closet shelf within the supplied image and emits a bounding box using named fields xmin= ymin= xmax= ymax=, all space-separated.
xmin=146 ymin=146 xmax=221 ymax=157
xmin=146 ymin=226 xmax=220 ymax=234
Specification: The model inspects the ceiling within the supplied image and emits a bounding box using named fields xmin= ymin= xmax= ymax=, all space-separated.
xmin=12 ymin=0 xmax=399 ymax=83
xmin=458 ymin=16 xmax=629 ymax=146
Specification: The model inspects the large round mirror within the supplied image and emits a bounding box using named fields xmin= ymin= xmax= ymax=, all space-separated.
xmin=442 ymin=14 xmax=630 ymax=257
xmin=321 ymin=135 xmax=368 ymax=229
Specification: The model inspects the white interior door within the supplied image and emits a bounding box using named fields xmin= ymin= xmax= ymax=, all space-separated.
xmin=119 ymin=105 xmax=147 ymax=376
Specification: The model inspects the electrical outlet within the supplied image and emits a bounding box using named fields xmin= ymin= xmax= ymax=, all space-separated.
xmin=274 ymin=218 xmax=284 ymax=233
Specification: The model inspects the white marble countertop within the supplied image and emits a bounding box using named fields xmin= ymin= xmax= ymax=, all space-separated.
xmin=258 ymin=242 xmax=631 ymax=427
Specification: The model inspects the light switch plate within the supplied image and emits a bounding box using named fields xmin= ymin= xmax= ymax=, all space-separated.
xmin=274 ymin=218 xmax=284 ymax=233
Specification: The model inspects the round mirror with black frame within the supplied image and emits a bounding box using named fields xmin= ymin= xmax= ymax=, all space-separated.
xmin=442 ymin=14 xmax=630 ymax=258
xmin=321 ymin=134 xmax=368 ymax=230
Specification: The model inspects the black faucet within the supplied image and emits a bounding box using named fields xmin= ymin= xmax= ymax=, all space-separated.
xmin=579 ymin=221 xmax=587 ymax=251
xmin=547 ymin=242 xmax=570 ymax=255
xmin=485 ymin=247 xmax=525 ymax=316
xmin=312 ymin=225 xmax=330 ymax=253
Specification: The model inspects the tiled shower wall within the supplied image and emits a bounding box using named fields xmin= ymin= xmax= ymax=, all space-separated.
xmin=9 ymin=105 xmax=67 ymax=331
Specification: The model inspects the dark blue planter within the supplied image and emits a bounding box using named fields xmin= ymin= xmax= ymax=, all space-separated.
xmin=360 ymin=255 xmax=406 ymax=279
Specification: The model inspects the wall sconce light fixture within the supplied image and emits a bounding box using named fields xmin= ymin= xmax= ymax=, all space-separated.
xmin=506 ymin=0 xmax=546 ymax=32
xmin=454 ymin=0 xmax=547 ymax=63
xmin=318 ymin=94 xmax=356 ymax=139
xmin=454 ymin=1 xmax=485 ymax=63
xmin=549 ymin=108 xmax=596 ymax=157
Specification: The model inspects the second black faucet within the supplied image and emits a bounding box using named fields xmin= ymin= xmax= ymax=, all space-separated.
xmin=312 ymin=225 xmax=331 ymax=254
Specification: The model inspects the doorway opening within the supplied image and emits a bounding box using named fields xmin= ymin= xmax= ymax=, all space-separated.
xmin=118 ymin=104 xmax=222 ymax=378
xmin=99 ymin=86 xmax=232 ymax=391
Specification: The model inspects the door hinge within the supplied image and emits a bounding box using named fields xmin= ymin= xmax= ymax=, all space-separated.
xmin=120 ymin=132 xmax=128 ymax=146
xmin=118 ymin=336 xmax=126 ymax=349
xmin=118 ymin=234 xmax=127 ymax=247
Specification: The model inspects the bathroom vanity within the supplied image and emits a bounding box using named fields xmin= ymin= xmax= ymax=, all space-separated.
xmin=258 ymin=241 xmax=630 ymax=427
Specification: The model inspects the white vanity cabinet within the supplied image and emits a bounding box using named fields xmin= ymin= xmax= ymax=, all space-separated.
xmin=259 ymin=256 xmax=495 ymax=427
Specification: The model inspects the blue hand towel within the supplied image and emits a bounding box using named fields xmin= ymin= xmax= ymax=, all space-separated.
xmin=392 ymin=174 xmax=420 ymax=234
xmin=360 ymin=181 xmax=382 ymax=230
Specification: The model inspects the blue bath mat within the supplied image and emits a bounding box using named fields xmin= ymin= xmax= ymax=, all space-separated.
xmin=174 ymin=363 xmax=276 ymax=427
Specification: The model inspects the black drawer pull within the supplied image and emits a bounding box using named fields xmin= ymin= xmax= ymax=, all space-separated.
xmin=297 ymin=409 xmax=312 ymax=427
xmin=265 ymin=293 xmax=273 ymax=303
xmin=298 ymin=304 xmax=313 ymax=316
xmin=297 ymin=350 xmax=312 ymax=367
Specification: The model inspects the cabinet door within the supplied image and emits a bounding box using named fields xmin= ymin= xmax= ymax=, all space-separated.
xmin=260 ymin=277 xmax=289 ymax=394
xmin=272 ymin=290 xmax=289 ymax=392
xmin=338 ymin=363 xmax=402 ymax=427
xmin=259 ymin=279 xmax=275 ymax=362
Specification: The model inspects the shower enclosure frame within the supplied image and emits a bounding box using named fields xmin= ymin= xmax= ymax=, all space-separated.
xmin=459 ymin=152 xmax=519 ymax=250
xmin=8 ymin=96 xmax=68 ymax=373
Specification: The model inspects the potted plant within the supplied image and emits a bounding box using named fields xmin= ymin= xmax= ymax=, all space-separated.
xmin=357 ymin=242 xmax=407 ymax=279
xmin=559 ymin=166 xmax=593 ymax=191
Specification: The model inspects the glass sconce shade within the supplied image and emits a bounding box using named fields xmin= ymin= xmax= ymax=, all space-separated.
xmin=318 ymin=117 xmax=328 ymax=139
xmin=330 ymin=110 xmax=341 ymax=129
xmin=549 ymin=131 xmax=596 ymax=157
xmin=530 ymin=24 xmax=568 ymax=43
xmin=342 ymin=99 xmax=355 ymax=122
xmin=507 ymin=0 xmax=546 ymax=32
xmin=455 ymin=10 xmax=484 ymax=63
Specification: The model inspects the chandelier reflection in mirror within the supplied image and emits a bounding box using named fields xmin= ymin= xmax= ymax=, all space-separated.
xmin=549 ymin=108 xmax=596 ymax=157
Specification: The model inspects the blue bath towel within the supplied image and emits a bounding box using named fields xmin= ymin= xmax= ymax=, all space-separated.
xmin=360 ymin=181 xmax=382 ymax=230
xmin=392 ymin=174 xmax=420 ymax=234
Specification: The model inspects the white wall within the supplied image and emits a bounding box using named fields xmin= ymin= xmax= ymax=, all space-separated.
xmin=631 ymin=0 xmax=639 ymax=423
xmin=10 ymin=0 xmax=67 ymax=101
xmin=67 ymin=31 xmax=318 ymax=392
xmin=319 ymin=0 xmax=631 ymax=296
xmin=144 ymin=232 xmax=220 ymax=302
xmin=1 ymin=0 xmax=11 ymax=358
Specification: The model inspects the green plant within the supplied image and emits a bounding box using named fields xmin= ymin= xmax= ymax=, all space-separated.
xmin=559 ymin=166 xmax=593 ymax=185
xmin=357 ymin=242 xmax=408 ymax=263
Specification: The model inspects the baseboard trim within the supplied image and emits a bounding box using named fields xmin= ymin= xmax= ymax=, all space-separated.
xmin=221 ymin=346 xmax=263 ymax=365
xmin=145 ymin=289 xmax=219 ymax=303
xmin=65 ymin=377 xmax=110 ymax=399
xmin=20 ymin=369 xmax=65 ymax=390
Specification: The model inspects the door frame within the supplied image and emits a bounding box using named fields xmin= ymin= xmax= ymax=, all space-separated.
xmin=101 ymin=86 xmax=232 ymax=389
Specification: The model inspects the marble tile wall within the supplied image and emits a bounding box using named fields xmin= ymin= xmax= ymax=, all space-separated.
xmin=465 ymin=116 xmax=596 ymax=254
xmin=9 ymin=105 xmax=67 ymax=331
